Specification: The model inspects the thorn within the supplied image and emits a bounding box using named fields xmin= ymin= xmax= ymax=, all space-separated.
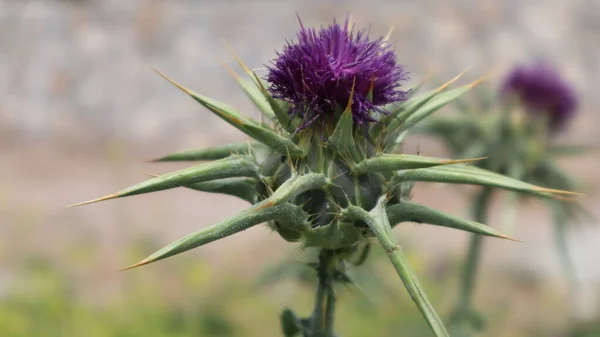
xmin=209 ymin=103 xmax=246 ymax=126
xmin=151 ymin=67 xmax=194 ymax=96
xmin=533 ymin=187 xmax=585 ymax=196
xmin=254 ymin=200 xmax=275 ymax=210
xmin=345 ymin=76 xmax=357 ymax=113
xmin=440 ymin=156 xmax=488 ymax=165
xmin=550 ymin=195 xmax=580 ymax=202
xmin=119 ymin=258 xmax=152 ymax=271
xmin=382 ymin=25 xmax=395 ymax=46
xmin=284 ymin=146 xmax=296 ymax=174
xmin=223 ymin=39 xmax=254 ymax=78
xmin=144 ymin=172 xmax=159 ymax=178
xmin=499 ymin=234 xmax=522 ymax=243
xmin=217 ymin=57 xmax=241 ymax=80
xmin=67 ymin=193 xmax=119 ymax=207
xmin=246 ymin=141 xmax=253 ymax=157
xmin=367 ymin=76 xmax=375 ymax=102
xmin=434 ymin=66 xmax=472 ymax=93
xmin=252 ymin=71 xmax=269 ymax=92
xmin=467 ymin=68 xmax=497 ymax=89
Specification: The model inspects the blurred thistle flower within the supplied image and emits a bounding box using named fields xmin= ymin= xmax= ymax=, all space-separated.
xmin=266 ymin=15 xmax=409 ymax=129
xmin=417 ymin=61 xmax=588 ymax=337
xmin=500 ymin=62 xmax=578 ymax=132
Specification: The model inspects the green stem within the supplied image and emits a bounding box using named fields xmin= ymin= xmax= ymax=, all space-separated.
xmin=310 ymin=249 xmax=337 ymax=337
xmin=450 ymin=187 xmax=492 ymax=336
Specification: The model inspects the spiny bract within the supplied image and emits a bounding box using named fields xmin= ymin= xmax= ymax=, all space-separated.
xmin=72 ymin=18 xmax=577 ymax=337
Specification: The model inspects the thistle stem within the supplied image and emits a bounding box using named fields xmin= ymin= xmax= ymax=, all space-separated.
xmin=450 ymin=187 xmax=492 ymax=336
xmin=310 ymin=249 xmax=337 ymax=337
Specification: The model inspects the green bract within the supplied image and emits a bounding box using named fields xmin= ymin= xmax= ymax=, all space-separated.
xmin=72 ymin=60 xmax=579 ymax=337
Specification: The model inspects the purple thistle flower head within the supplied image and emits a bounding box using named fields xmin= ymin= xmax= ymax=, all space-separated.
xmin=500 ymin=62 xmax=578 ymax=132
xmin=266 ymin=15 xmax=409 ymax=130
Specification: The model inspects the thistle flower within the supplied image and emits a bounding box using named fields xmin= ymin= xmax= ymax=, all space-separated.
xmin=266 ymin=16 xmax=409 ymax=129
xmin=71 ymin=17 xmax=577 ymax=337
xmin=500 ymin=62 xmax=578 ymax=131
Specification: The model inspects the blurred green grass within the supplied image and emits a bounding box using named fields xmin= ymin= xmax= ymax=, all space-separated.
xmin=1 ymin=236 xmax=597 ymax=337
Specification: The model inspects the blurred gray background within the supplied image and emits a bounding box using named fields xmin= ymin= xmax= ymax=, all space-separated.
xmin=1 ymin=0 xmax=599 ymax=335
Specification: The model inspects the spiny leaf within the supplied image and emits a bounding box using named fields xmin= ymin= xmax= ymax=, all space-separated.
xmin=377 ymin=68 xmax=471 ymax=140
xmin=392 ymin=165 xmax=582 ymax=199
xmin=241 ymin=121 xmax=305 ymax=157
xmin=387 ymin=202 xmax=518 ymax=241
xmin=152 ymin=68 xmax=304 ymax=157
xmin=250 ymin=71 xmax=296 ymax=133
xmin=258 ymin=173 xmax=329 ymax=209
xmin=145 ymin=173 xmax=258 ymax=204
xmin=391 ymin=74 xmax=489 ymax=146
xmin=69 ymin=156 xmax=258 ymax=206
xmin=153 ymin=67 xmax=259 ymax=127
xmin=218 ymin=58 xmax=275 ymax=120
xmin=224 ymin=41 xmax=296 ymax=132
xmin=344 ymin=197 xmax=450 ymax=337
xmin=352 ymin=154 xmax=487 ymax=174
xmin=404 ymin=75 xmax=487 ymax=127
xmin=395 ymin=67 xmax=472 ymax=123
xmin=150 ymin=142 xmax=259 ymax=162
xmin=327 ymin=109 xmax=355 ymax=153
xmin=121 ymin=202 xmax=308 ymax=270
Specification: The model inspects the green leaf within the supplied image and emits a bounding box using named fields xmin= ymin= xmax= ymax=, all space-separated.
xmin=344 ymin=197 xmax=450 ymax=337
xmin=122 ymin=201 xmax=308 ymax=270
xmin=392 ymin=75 xmax=487 ymax=145
xmin=250 ymin=72 xmax=296 ymax=133
xmin=152 ymin=68 xmax=304 ymax=158
xmin=70 ymin=156 xmax=258 ymax=206
xmin=150 ymin=142 xmax=258 ymax=162
xmin=387 ymin=202 xmax=518 ymax=241
xmin=395 ymin=68 xmax=471 ymax=125
xmin=327 ymin=109 xmax=355 ymax=153
xmin=261 ymin=173 xmax=330 ymax=208
xmin=176 ymin=177 xmax=258 ymax=204
xmin=220 ymin=61 xmax=275 ymax=120
xmin=223 ymin=43 xmax=296 ymax=132
xmin=241 ymin=121 xmax=305 ymax=157
xmin=153 ymin=68 xmax=259 ymax=126
xmin=353 ymin=154 xmax=486 ymax=174
xmin=392 ymin=165 xmax=580 ymax=199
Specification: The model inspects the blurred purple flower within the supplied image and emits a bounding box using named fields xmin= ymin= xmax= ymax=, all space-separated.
xmin=266 ymin=15 xmax=409 ymax=129
xmin=501 ymin=62 xmax=578 ymax=131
